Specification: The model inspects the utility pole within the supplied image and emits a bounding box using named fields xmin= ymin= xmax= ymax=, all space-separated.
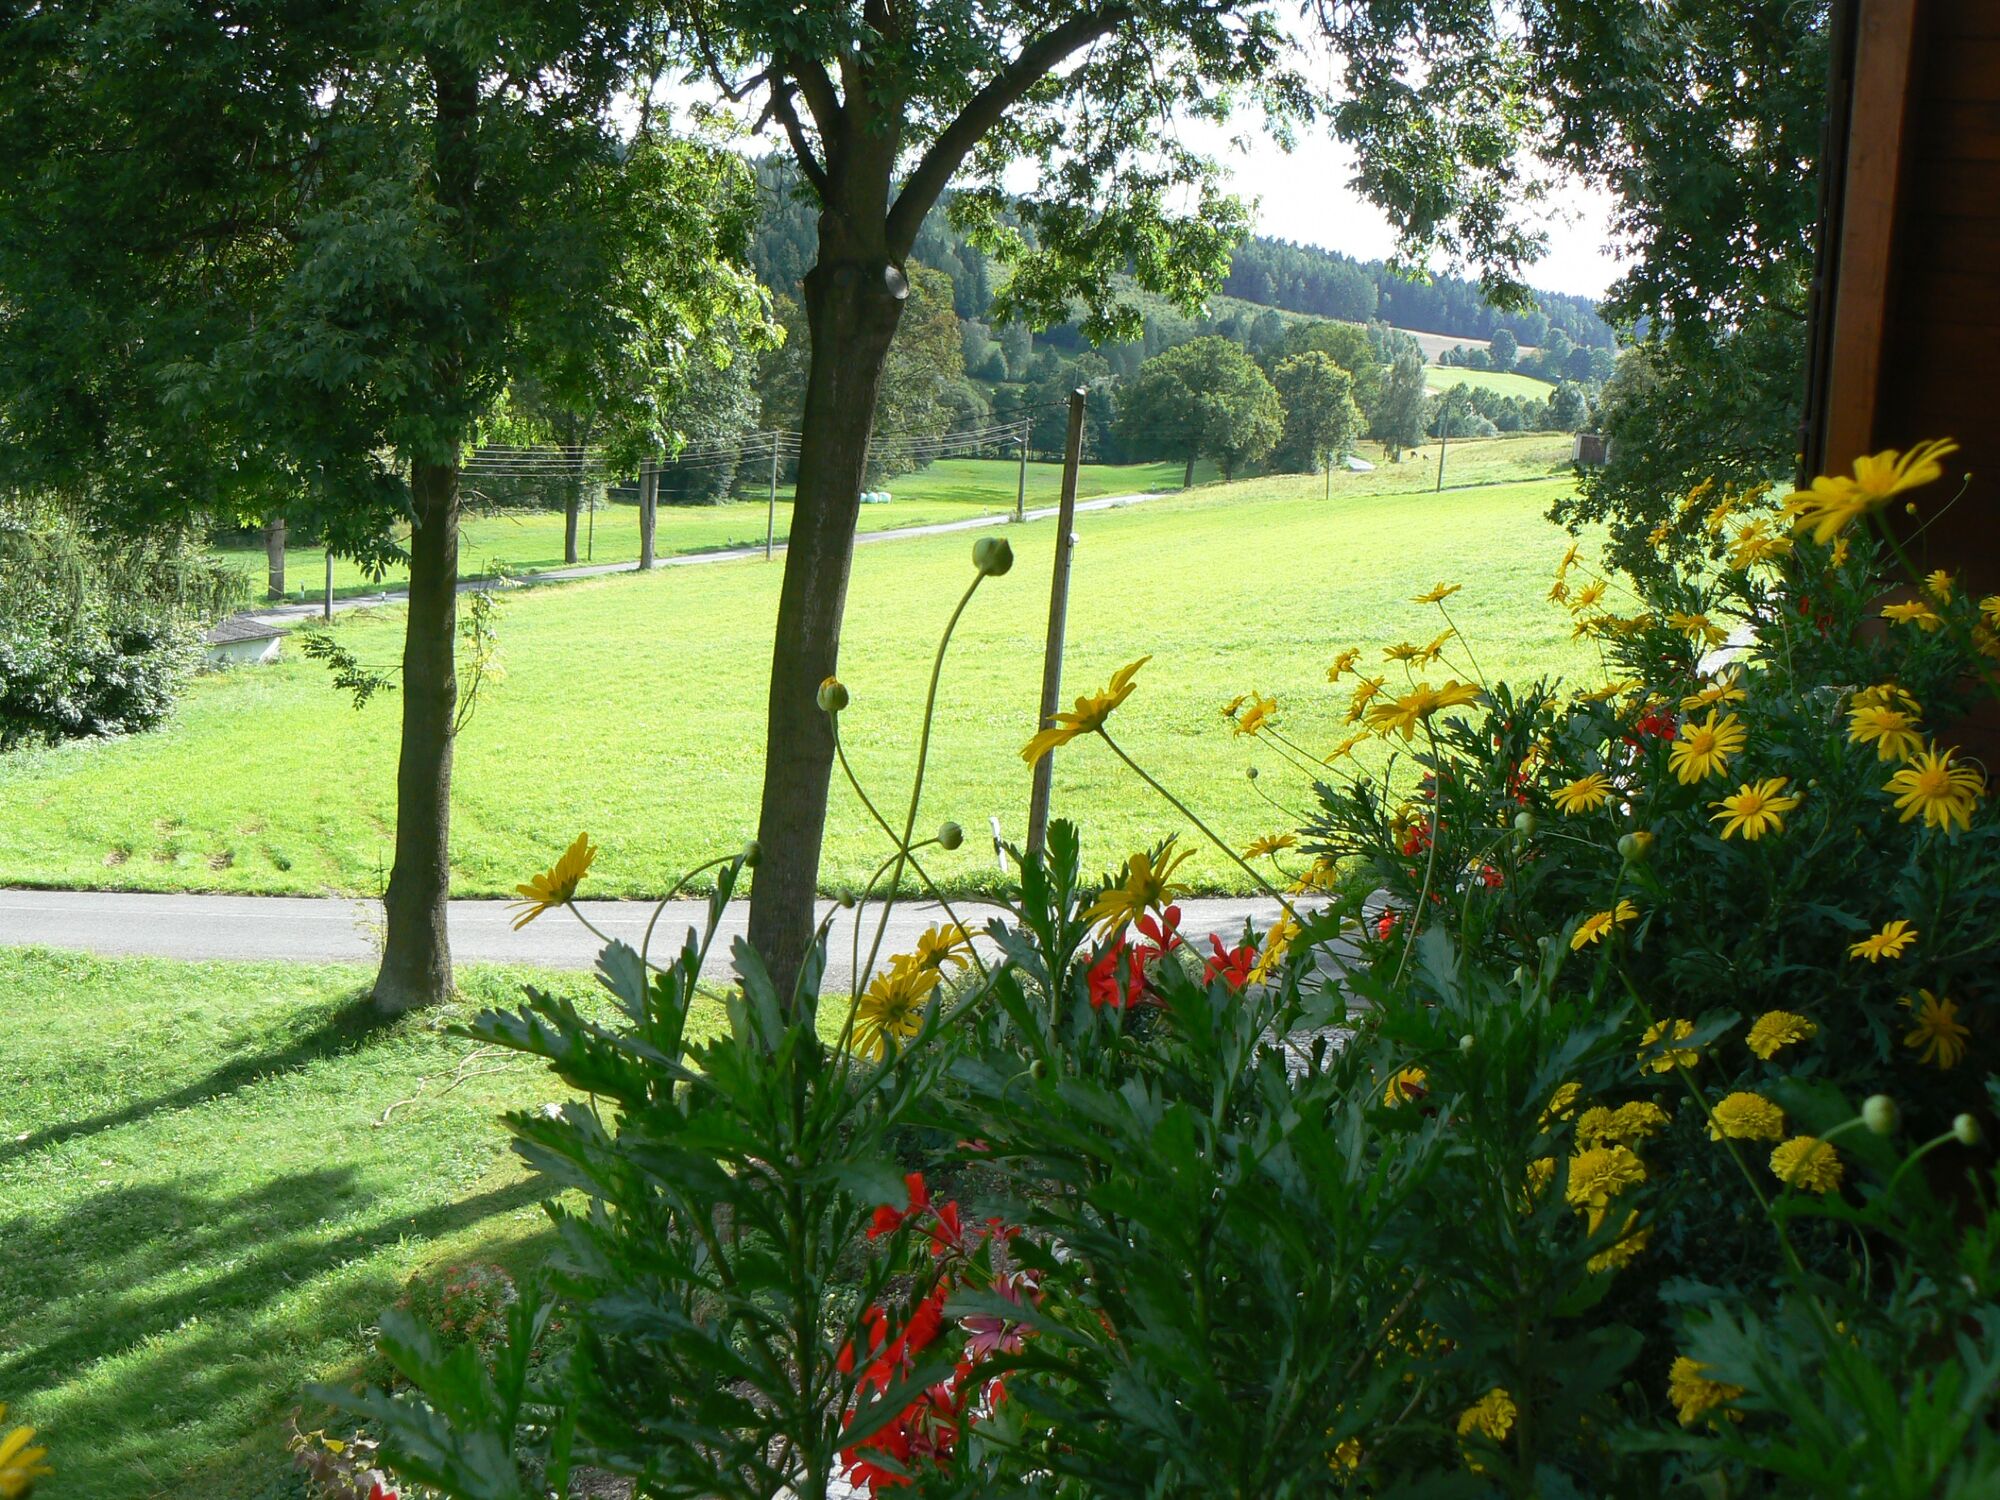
xmin=323 ymin=549 xmax=333 ymax=621
xmin=264 ymin=516 xmax=286 ymax=601
xmin=586 ymin=482 xmax=596 ymax=562
xmin=1014 ymin=415 xmax=1029 ymax=523
xmin=1325 ymin=455 xmax=1333 ymax=503
xmin=1026 ymin=387 xmax=1088 ymax=859
xmin=639 ymin=457 xmax=658 ymax=570
xmin=767 ymin=432 xmax=780 ymax=560
xmin=1435 ymin=389 xmax=1455 ymax=493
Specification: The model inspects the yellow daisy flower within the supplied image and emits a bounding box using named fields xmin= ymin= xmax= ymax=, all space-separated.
xmin=1846 ymin=703 xmax=1924 ymax=763
xmin=1679 ymin=669 xmax=1746 ymax=711
xmin=1981 ymin=594 xmax=2000 ymax=630
xmin=1925 ymin=569 xmax=1954 ymax=602
xmin=1248 ymin=914 xmax=1301 ymax=985
xmin=1326 ymin=648 xmax=1361 ymax=682
xmin=1637 ymin=1017 xmax=1700 ymax=1073
xmin=1382 ymin=1065 xmax=1428 ymax=1107
xmin=908 ymin=922 xmax=973 ymax=973
xmin=1345 ymin=675 xmax=1387 ymax=723
xmin=1668 ymin=710 xmax=1746 ymax=784
xmin=1456 ymin=1386 xmax=1517 ymax=1453
xmin=0 ymin=1406 xmax=51 ymax=1499
xmin=1553 ymin=773 xmax=1614 ymax=814
xmin=1848 ymin=919 xmax=1916 ymax=963
xmin=1902 ymin=989 xmax=1970 ymax=1069
xmin=1770 ymin=1135 xmax=1844 ymax=1193
xmin=1745 ymin=1010 xmax=1816 ymax=1060
xmin=1668 ymin=1357 xmax=1745 ymax=1427
xmin=1021 ymin=656 xmax=1149 ymax=763
xmin=1728 ymin=518 xmax=1792 ymax=569
xmin=1666 ymin=610 xmax=1728 ymax=648
xmin=1881 ymin=599 xmax=1944 ymax=632
xmin=1571 ymin=898 xmax=1639 ymax=950
xmin=1234 ymin=693 xmax=1279 ymax=737
xmin=1569 ymin=579 xmax=1608 ymax=612
xmin=1852 ymin=682 xmax=1919 ymax=713
xmin=1709 ymin=777 xmax=1800 ymax=840
xmin=1539 ymin=1081 xmax=1584 ymax=1129
xmin=1548 ymin=577 xmax=1571 ymax=604
xmin=1707 ymin=1091 xmax=1785 ymax=1141
xmin=1365 ymin=680 xmax=1482 ymax=740
xmin=1243 ymin=832 xmax=1298 ymax=860
xmin=1785 ymin=438 xmax=1958 ymax=542
xmin=1412 ymin=581 xmax=1463 ymax=604
xmin=1557 ymin=542 xmax=1582 ymax=574
xmin=853 ymin=957 xmax=940 ymax=1059
xmin=1884 ymin=744 xmax=1985 ymax=833
xmin=1081 ymin=839 xmax=1194 ymax=933
xmin=509 ymin=831 xmax=598 ymax=930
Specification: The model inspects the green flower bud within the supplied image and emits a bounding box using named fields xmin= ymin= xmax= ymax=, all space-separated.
xmin=836 ymin=888 xmax=857 ymax=910
xmin=1512 ymin=964 xmax=1531 ymax=986
xmin=1617 ymin=830 xmax=1655 ymax=863
xmin=973 ymin=535 xmax=1014 ymax=576
xmin=937 ymin=821 xmax=964 ymax=851
xmin=1246 ymin=766 xmax=1259 ymax=780
xmin=740 ymin=840 xmax=762 ymax=869
xmin=1861 ymin=1095 xmax=1897 ymax=1136
xmin=1515 ymin=810 xmax=1538 ymax=838
xmin=1459 ymin=1034 xmax=1476 ymax=1053
xmin=1029 ymin=1057 xmax=1047 ymax=1080
xmin=1954 ymin=1113 xmax=1982 ymax=1147
xmin=817 ymin=677 xmax=849 ymax=713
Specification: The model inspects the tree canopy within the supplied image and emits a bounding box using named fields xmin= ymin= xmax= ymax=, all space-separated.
xmin=1119 ymin=336 xmax=1282 ymax=484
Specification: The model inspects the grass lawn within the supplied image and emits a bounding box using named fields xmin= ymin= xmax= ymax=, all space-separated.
xmin=217 ymin=456 xmax=1197 ymax=604
xmin=2 ymin=433 xmax=1594 ymax=900
xmin=0 ymin=948 xmax=623 ymax=1499
xmin=1422 ymin=366 xmax=1557 ymax=401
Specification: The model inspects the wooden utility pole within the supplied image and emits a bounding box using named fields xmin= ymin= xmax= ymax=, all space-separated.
xmin=1026 ymin=388 xmax=1088 ymax=859
xmin=1015 ymin=415 xmax=1029 ymax=522
xmin=767 ymin=432 xmax=780 ymax=560
xmin=323 ymin=549 xmax=333 ymax=621
xmin=264 ymin=516 xmax=286 ymax=600
xmin=638 ymin=458 xmax=658 ymax=570
xmin=1435 ymin=388 xmax=1458 ymax=493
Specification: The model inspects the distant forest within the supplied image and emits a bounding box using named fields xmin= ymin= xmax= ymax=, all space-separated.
xmin=747 ymin=158 xmax=1615 ymax=353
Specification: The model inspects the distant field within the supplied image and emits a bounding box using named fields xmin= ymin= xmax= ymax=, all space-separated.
xmin=217 ymin=456 xmax=1199 ymax=603
xmin=3 ymin=433 xmax=1592 ymax=900
xmin=1423 ymin=366 xmax=1557 ymax=400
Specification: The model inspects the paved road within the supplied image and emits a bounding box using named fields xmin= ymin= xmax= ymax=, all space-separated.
xmin=242 ymin=488 xmax=1169 ymax=628
xmin=0 ymin=889 xmax=1302 ymax=990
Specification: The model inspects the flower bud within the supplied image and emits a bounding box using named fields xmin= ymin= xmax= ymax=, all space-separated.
xmin=836 ymin=888 xmax=857 ymax=910
xmin=973 ymin=535 xmax=1014 ymax=576
xmin=1512 ymin=964 xmax=1530 ymax=986
xmin=1861 ymin=1095 xmax=1897 ymax=1136
xmin=1246 ymin=766 xmax=1259 ymax=781
xmin=1029 ymin=1057 xmax=1047 ymax=1080
xmin=1617 ymin=830 xmax=1654 ymax=864
xmin=1459 ymin=1034 xmax=1476 ymax=1053
xmin=937 ymin=821 xmax=964 ymax=851
xmin=740 ymin=840 xmax=762 ymax=869
xmin=1954 ymin=1113 xmax=1982 ymax=1147
xmin=1515 ymin=810 xmax=1538 ymax=838
xmin=817 ymin=676 xmax=849 ymax=713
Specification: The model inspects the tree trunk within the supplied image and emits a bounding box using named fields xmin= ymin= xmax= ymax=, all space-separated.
xmin=373 ymin=458 xmax=460 ymax=1012
xmin=747 ymin=254 xmax=908 ymax=1004
xmin=639 ymin=458 xmax=657 ymax=569
xmin=1182 ymin=453 xmax=1195 ymax=489
xmin=563 ymin=480 xmax=581 ymax=565
xmin=264 ymin=515 xmax=287 ymax=599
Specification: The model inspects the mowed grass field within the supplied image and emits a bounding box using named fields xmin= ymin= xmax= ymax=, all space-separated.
xmin=0 ymin=948 xmax=635 ymax=1499
xmin=1423 ymin=365 xmax=1557 ymax=400
xmin=2 ymin=434 xmax=1593 ymax=900
xmin=218 ymin=456 xmax=1198 ymax=603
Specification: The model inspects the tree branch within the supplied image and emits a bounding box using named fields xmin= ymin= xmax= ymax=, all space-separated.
xmin=788 ymin=54 xmax=845 ymax=146
xmin=883 ymin=4 xmax=1135 ymax=257
xmin=768 ymin=78 xmax=830 ymax=198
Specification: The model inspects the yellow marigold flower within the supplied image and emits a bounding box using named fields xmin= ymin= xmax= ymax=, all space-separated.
xmin=1553 ymin=772 xmax=1614 ymax=814
xmin=908 ymin=922 xmax=973 ymax=973
xmin=1366 ymin=680 xmax=1482 ymax=740
xmin=1848 ymin=919 xmax=1917 ymax=962
xmin=853 ymin=957 xmax=940 ymax=1059
xmin=1539 ymin=1081 xmax=1583 ymax=1129
xmin=1903 ymin=989 xmax=1970 ymax=1069
xmin=1413 ymin=581 xmax=1463 ymax=604
xmin=509 ymin=831 xmax=597 ymax=930
xmin=1326 ymin=648 xmax=1361 ymax=682
xmin=1881 ymin=599 xmax=1944 ymax=632
xmin=1345 ymin=675 xmax=1386 ymax=723
xmin=1082 ymin=839 xmax=1194 ymax=933
xmin=1585 ymin=1206 xmax=1650 ymax=1273
xmin=1248 ymin=914 xmax=1301 ymax=985
xmin=1668 ymin=1357 xmax=1745 ymax=1427
xmin=1577 ymin=1101 xmax=1670 ymax=1147
xmin=1708 ymin=1091 xmax=1785 ymax=1141
xmin=1770 ymin=1134 xmax=1844 ymax=1193
xmin=1234 ymin=693 xmax=1279 ymax=737
xmin=1668 ymin=709 xmax=1746 ymax=784
xmin=1382 ymin=1065 xmax=1428 ymax=1107
xmin=1680 ymin=669 xmax=1747 ymax=711
xmin=1667 ymin=610 xmax=1728 ymax=648
xmin=1566 ymin=1145 xmax=1647 ymax=1209
xmin=1884 ymin=744 xmax=1985 ymax=833
xmin=1925 ymin=568 xmax=1953 ymax=602
xmin=1637 ymin=1018 xmax=1700 ymax=1073
xmin=1710 ymin=777 xmax=1800 ymax=840
xmin=1022 ymin=656 xmax=1149 ymax=763
xmin=1786 ymin=438 xmax=1959 ymax=542
xmin=1846 ymin=703 xmax=1924 ymax=763
xmin=1571 ymin=898 xmax=1639 ymax=950
xmin=1244 ymin=832 xmax=1297 ymax=860
xmin=1456 ymin=1387 xmax=1517 ymax=1462
xmin=0 ymin=1405 xmax=51 ymax=1499
xmin=1523 ymin=1156 xmax=1557 ymax=1206
xmin=1746 ymin=1010 xmax=1816 ymax=1060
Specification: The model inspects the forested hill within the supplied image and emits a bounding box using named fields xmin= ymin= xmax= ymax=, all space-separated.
xmin=747 ymin=157 xmax=1614 ymax=350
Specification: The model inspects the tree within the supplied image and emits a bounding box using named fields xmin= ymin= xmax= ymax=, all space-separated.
xmin=1548 ymin=381 xmax=1590 ymax=431
xmin=1488 ymin=327 xmax=1518 ymax=372
xmin=1371 ymin=350 xmax=1431 ymax=460
xmin=868 ymin=264 xmax=967 ymax=480
xmin=1119 ymin=337 xmax=1282 ymax=486
xmin=1267 ymin=319 xmax=1386 ymax=414
xmin=1270 ymin=353 xmax=1362 ymax=476
xmin=0 ymin=2 xmax=765 ymax=1011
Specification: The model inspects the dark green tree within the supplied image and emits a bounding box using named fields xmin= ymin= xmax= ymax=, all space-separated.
xmin=1119 ymin=336 xmax=1282 ymax=485
xmin=0 ymin=1 xmax=765 ymax=1010
xmin=1488 ymin=326 xmax=1519 ymax=372
xmin=1548 ymin=380 xmax=1590 ymax=431
xmin=1270 ymin=353 xmax=1362 ymax=475
xmin=1370 ymin=349 xmax=1431 ymax=461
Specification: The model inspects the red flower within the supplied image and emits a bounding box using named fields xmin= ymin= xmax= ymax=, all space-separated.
xmin=926 ymin=1200 xmax=970 ymax=1258
xmin=868 ymin=1172 xmax=931 ymax=1240
xmin=1477 ymin=863 xmax=1502 ymax=888
xmin=1375 ymin=909 xmax=1401 ymax=941
xmin=1134 ymin=904 xmax=1184 ymax=955
xmin=1203 ymin=933 xmax=1256 ymax=991
xmin=1400 ymin=821 xmax=1434 ymax=857
xmin=368 ymin=1485 xmax=398 ymax=1500
xmin=1622 ymin=710 xmax=1676 ymax=746
xmin=1087 ymin=939 xmax=1147 ymax=1008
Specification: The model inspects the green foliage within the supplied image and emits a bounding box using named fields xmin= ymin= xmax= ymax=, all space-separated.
xmin=1371 ymin=348 xmax=1431 ymax=459
xmin=1269 ymin=352 xmax=1362 ymax=474
xmin=1117 ymin=337 xmax=1282 ymax=481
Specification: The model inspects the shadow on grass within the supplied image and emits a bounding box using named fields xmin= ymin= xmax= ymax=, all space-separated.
xmin=0 ymin=995 xmax=393 ymax=1165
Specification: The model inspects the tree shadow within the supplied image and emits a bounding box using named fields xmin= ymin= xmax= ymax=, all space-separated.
xmin=0 ymin=994 xmax=389 ymax=1165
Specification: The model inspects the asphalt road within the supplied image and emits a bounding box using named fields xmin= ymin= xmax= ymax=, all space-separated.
xmin=0 ymin=889 xmax=1303 ymax=990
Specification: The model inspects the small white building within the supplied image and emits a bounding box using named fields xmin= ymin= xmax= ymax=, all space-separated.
xmin=203 ymin=616 xmax=283 ymax=668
